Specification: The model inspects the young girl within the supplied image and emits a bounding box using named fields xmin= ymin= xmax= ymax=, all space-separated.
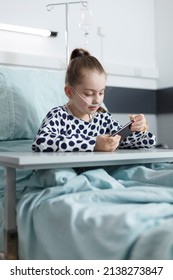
xmin=32 ymin=48 xmax=156 ymax=152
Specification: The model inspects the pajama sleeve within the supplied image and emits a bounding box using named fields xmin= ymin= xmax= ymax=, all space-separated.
xmin=32 ymin=107 xmax=97 ymax=152
xmin=106 ymin=113 xmax=156 ymax=149
xmin=119 ymin=131 xmax=156 ymax=149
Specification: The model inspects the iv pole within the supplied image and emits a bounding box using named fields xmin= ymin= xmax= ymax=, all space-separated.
xmin=46 ymin=1 xmax=88 ymax=66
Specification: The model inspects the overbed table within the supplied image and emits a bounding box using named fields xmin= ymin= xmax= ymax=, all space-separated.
xmin=0 ymin=149 xmax=173 ymax=260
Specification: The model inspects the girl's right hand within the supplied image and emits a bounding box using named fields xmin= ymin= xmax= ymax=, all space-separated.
xmin=94 ymin=134 xmax=121 ymax=152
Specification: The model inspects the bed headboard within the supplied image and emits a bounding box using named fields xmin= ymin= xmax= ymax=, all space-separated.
xmin=0 ymin=50 xmax=65 ymax=70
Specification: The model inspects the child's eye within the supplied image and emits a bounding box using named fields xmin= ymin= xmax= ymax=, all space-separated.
xmin=84 ymin=92 xmax=93 ymax=97
xmin=83 ymin=90 xmax=104 ymax=97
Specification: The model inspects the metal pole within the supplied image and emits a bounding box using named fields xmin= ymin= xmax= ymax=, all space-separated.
xmin=46 ymin=1 xmax=88 ymax=66
xmin=65 ymin=3 xmax=69 ymax=65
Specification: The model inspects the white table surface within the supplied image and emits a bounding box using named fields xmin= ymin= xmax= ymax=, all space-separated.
xmin=0 ymin=149 xmax=173 ymax=169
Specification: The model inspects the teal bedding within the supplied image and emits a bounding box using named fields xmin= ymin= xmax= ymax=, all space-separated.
xmin=17 ymin=162 xmax=173 ymax=260
xmin=0 ymin=141 xmax=173 ymax=259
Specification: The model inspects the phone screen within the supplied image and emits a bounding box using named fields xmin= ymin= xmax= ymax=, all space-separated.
xmin=111 ymin=120 xmax=133 ymax=140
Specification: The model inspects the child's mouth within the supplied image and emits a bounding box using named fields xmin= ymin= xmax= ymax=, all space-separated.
xmin=89 ymin=106 xmax=98 ymax=111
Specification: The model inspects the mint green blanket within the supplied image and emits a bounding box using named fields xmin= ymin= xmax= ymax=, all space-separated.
xmin=0 ymin=140 xmax=173 ymax=259
xmin=16 ymin=162 xmax=173 ymax=260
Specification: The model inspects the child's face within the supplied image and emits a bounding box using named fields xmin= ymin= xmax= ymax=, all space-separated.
xmin=70 ymin=70 xmax=106 ymax=116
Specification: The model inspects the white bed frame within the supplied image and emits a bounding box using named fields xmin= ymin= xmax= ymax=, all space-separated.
xmin=0 ymin=50 xmax=65 ymax=69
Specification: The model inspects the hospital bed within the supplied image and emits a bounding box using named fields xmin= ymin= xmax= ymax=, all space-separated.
xmin=0 ymin=52 xmax=173 ymax=260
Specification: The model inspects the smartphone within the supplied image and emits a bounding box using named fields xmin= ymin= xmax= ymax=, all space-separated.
xmin=111 ymin=120 xmax=133 ymax=140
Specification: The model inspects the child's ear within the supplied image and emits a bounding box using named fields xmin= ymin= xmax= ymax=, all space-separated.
xmin=64 ymin=86 xmax=72 ymax=99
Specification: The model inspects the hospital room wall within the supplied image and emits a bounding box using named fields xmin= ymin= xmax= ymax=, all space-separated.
xmin=155 ymin=0 xmax=173 ymax=147
xmin=0 ymin=0 xmax=164 ymax=142
xmin=0 ymin=0 xmax=157 ymax=89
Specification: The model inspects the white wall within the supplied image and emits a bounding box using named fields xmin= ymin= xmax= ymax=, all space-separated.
xmin=155 ymin=0 xmax=173 ymax=147
xmin=0 ymin=0 xmax=159 ymax=141
xmin=155 ymin=0 xmax=173 ymax=89
xmin=0 ymin=0 xmax=158 ymax=89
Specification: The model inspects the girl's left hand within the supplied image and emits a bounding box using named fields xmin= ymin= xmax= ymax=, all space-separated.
xmin=129 ymin=114 xmax=148 ymax=132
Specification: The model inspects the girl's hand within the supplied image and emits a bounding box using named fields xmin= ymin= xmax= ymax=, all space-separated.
xmin=94 ymin=134 xmax=121 ymax=152
xmin=129 ymin=114 xmax=148 ymax=132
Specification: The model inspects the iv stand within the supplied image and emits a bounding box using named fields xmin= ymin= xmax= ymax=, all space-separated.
xmin=46 ymin=1 xmax=88 ymax=66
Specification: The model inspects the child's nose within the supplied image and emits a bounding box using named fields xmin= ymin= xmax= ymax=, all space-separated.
xmin=93 ymin=95 xmax=100 ymax=104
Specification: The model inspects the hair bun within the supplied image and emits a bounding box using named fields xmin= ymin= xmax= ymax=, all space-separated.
xmin=70 ymin=48 xmax=90 ymax=60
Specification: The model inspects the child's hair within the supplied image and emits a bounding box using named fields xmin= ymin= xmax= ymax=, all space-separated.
xmin=65 ymin=48 xmax=106 ymax=87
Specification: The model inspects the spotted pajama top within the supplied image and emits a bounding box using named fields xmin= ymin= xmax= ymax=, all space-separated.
xmin=32 ymin=106 xmax=156 ymax=152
